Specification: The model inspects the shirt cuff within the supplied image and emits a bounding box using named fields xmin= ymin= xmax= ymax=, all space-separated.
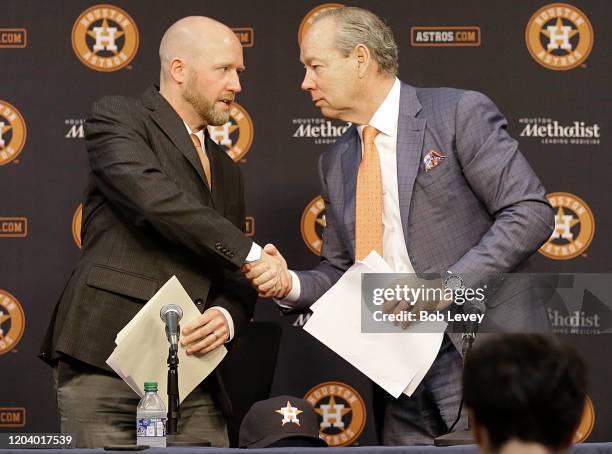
xmin=274 ymin=270 xmax=301 ymax=308
xmin=206 ymin=306 xmax=234 ymax=342
xmin=244 ymin=242 xmax=262 ymax=263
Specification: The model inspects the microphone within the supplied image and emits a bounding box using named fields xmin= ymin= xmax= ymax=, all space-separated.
xmin=160 ymin=304 xmax=183 ymax=351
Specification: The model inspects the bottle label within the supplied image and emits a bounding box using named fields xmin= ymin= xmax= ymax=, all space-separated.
xmin=137 ymin=417 xmax=167 ymax=438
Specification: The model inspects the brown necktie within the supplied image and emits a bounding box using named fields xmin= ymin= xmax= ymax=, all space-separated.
xmin=355 ymin=125 xmax=383 ymax=261
xmin=190 ymin=133 xmax=212 ymax=188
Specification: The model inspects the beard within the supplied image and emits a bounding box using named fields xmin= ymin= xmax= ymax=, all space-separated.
xmin=182 ymin=71 xmax=231 ymax=126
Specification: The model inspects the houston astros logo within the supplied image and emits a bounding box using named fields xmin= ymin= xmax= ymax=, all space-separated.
xmin=298 ymin=4 xmax=344 ymax=44
xmin=207 ymin=102 xmax=253 ymax=162
xmin=0 ymin=290 xmax=25 ymax=355
xmin=72 ymin=204 xmax=83 ymax=248
xmin=301 ymin=196 xmax=326 ymax=255
xmin=539 ymin=192 xmax=594 ymax=260
xmin=0 ymin=100 xmax=27 ymax=166
xmin=574 ymin=395 xmax=595 ymax=443
xmin=525 ymin=3 xmax=593 ymax=70
xmin=71 ymin=4 xmax=139 ymax=72
xmin=275 ymin=401 xmax=303 ymax=426
xmin=304 ymin=381 xmax=366 ymax=447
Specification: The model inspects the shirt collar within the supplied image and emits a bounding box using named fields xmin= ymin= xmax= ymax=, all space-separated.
xmin=357 ymin=77 xmax=401 ymax=139
xmin=184 ymin=122 xmax=205 ymax=147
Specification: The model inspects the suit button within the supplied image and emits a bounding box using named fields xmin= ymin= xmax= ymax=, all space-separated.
xmin=229 ymin=252 xmax=235 ymax=258
xmin=215 ymin=242 xmax=222 ymax=250
xmin=194 ymin=298 xmax=204 ymax=309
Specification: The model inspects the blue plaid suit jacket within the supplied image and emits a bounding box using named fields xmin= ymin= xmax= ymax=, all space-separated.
xmin=294 ymin=82 xmax=554 ymax=331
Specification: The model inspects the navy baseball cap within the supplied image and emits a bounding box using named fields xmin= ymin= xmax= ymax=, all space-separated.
xmin=239 ymin=395 xmax=328 ymax=448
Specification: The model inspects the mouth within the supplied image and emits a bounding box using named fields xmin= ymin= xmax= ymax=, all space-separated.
xmin=217 ymin=99 xmax=233 ymax=109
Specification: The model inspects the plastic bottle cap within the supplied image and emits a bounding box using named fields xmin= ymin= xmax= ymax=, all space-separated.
xmin=144 ymin=382 xmax=158 ymax=392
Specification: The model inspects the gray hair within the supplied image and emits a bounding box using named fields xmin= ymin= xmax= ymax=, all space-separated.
xmin=314 ymin=7 xmax=398 ymax=76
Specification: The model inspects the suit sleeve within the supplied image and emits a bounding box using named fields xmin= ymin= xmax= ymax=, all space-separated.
xmin=449 ymin=90 xmax=555 ymax=285
xmin=291 ymin=152 xmax=352 ymax=311
xmin=85 ymin=96 xmax=252 ymax=269
xmin=206 ymin=171 xmax=256 ymax=339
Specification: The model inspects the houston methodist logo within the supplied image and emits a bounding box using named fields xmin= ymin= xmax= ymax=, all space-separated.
xmin=525 ymin=3 xmax=593 ymax=70
xmin=304 ymin=382 xmax=366 ymax=447
xmin=298 ymin=4 xmax=344 ymax=44
xmin=207 ymin=102 xmax=254 ymax=162
xmin=0 ymin=100 xmax=27 ymax=166
xmin=0 ymin=290 xmax=25 ymax=355
xmin=71 ymin=4 xmax=139 ymax=72
xmin=539 ymin=192 xmax=595 ymax=260
xmin=301 ymin=196 xmax=326 ymax=255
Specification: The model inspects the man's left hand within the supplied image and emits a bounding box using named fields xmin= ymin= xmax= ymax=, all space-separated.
xmin=181 ymin=308 xmax=228 ymax=355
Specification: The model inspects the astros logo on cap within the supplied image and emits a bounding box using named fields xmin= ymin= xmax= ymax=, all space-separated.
xmin=275 ymin=401 xmax=303 ymax=426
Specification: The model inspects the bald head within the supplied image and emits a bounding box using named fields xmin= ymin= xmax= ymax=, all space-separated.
xmin=158 ymin=16 xmax=244 ymax=130
xmin=159 ymin=16 xmax=241 ymax=82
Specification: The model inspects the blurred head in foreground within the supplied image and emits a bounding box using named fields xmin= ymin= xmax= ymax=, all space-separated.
xmin=464 ymin=334 xmax=587 ymax=454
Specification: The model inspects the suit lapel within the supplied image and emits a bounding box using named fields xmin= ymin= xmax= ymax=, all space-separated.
xmin=340 ymin=127 xmax=360 ymax=255
xmin=396 ymin=83 xmax=426 ymax=246
xmin=143 ymin=87 xmax=213 ymax=196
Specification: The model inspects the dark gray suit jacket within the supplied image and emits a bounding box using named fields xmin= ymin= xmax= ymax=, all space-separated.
xmin=41 ymin=87 xmax=256 ymax=406
xmin=293 ymin=82 xmax=555 ymax=332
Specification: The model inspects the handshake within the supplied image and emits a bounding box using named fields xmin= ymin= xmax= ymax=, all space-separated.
xmin=241 ymin=244 xmax=293 ymax=299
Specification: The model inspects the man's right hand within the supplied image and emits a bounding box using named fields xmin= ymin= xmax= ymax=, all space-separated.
xmin=242 ymin=243 xmax=292 ymax=299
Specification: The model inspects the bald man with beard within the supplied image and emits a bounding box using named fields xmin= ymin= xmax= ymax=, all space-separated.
xmin=40 ymin=17 xmax=283 ymax=447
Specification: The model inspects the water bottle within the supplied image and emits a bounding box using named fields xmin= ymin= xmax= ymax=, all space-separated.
xmin=136 ymin=382 xmax=167 ymax=447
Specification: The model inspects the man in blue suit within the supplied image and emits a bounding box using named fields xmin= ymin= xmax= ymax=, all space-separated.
xmin=245 ymin=7 xmax=554 ymax=445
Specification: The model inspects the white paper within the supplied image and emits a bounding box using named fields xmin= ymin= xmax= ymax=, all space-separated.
xmin=106 ymin=276 xmax=227 ymax=409
xmin=304 ymin=251 xmax=445 ymax=398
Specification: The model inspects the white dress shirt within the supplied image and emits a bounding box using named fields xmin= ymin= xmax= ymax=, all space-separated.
xmin=280 ymin=78 xmax=415 ymax=305
xmin=184 ymin=123 xmax=262 ymax=340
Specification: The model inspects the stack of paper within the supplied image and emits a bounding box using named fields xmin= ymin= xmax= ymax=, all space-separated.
xmin=106 ymin=276 xmax=227 ymax=409
xmin=304 ymin=252 xmax=445 ymax=398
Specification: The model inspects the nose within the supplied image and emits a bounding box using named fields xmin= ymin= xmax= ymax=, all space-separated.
xmin=228 ymin=70 xmax=242 ymax=93
xmin=301 ymin=69 xmax=315 ymax=92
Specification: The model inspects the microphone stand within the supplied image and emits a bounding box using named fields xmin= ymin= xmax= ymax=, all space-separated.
xmin=166 ymin=345 xmax=180 ymax=435
xmin=163 ymin=327 xmax=211 ymax=447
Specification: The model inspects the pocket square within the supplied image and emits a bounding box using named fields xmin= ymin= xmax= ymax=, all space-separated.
xmin=423 ymin=150 xmax=446 ymax=173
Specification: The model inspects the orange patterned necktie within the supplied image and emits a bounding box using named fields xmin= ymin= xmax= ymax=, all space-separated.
xmin=190 ymin=133 xmax=212 ymax=188
xmin=355 ymin=125 xmax=383 ymax=261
